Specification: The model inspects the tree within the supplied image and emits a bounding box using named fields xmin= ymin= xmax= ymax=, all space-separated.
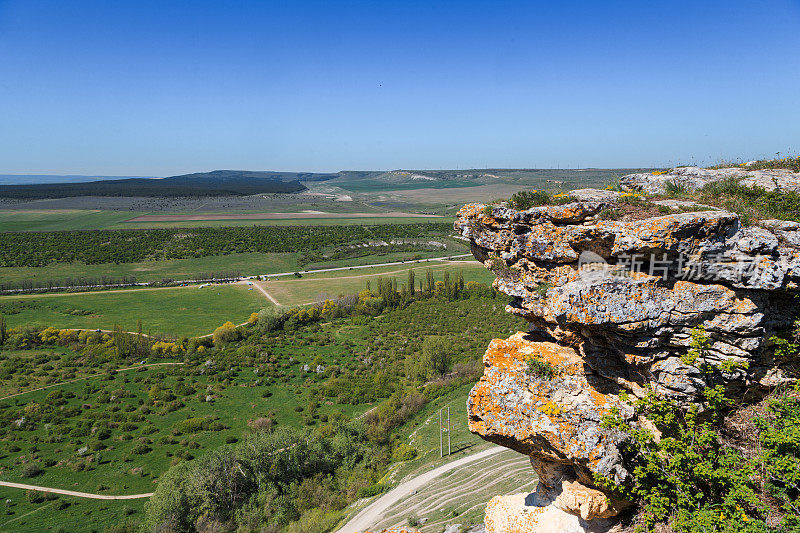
xmin=408 ymin=336 xmax=455 ymax=380
xmin=425 ymin=270 xmax=435 ymax=295
xmin=113 ymin=324 xmax=137 ymax=358
xmin=212 ymin=321 xmax=239 ymax=345
xmin=407 ymin=269 xmax=415 ymax=297
xmin=0 ymin=314 xmax=7 ymax=344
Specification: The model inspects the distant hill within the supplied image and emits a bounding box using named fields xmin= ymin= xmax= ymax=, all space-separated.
xmin=0 ymin=175 xmax=156 ymax=186
xmin=0 ymin=168 xmax=652 ymax=199
xmin=0 ymin=171 xmax=308 ymax=199
xmin=172 ymin=170 xmax=340 ymax=183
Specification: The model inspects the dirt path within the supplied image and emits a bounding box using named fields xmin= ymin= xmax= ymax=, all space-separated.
xmin=0 ymin=284 xmax=199 ymax=300
xmin=0 ymin=500 xmax=55 ymax=528
xmin=334 ymin=446 xmax=505 ymax=533
xmin=0 ymin=481 xmax=153 ymax=500
xmin=241 ymin=280 xmax=281 ymax=305
xmin=0 ymin=362 xmax=184 ymax=401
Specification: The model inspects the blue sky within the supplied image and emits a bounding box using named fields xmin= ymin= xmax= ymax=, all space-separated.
xmin=0 ymin=0 xmax=799 ymax=175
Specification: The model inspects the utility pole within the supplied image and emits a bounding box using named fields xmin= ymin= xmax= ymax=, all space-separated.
xmin=439 ymin=409 xmax=443 ymax=457
xmin=439 ymin=407 xmax=451 ymax=457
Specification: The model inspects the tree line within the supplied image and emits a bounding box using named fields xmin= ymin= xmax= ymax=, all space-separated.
xmin=0 ymin=223 xmax=453 ymax=267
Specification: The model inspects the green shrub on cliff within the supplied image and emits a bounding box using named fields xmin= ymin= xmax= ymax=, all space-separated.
xmin=598 ymin=327 xmax=796 ymax=532
xmin=755 ymin=386 xmax=800 ymax=531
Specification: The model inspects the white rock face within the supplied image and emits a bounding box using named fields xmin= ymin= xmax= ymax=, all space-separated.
xmin=620 ymin=166 xmax=800 ymax=195
xmin=484 ymin=492 xmax=620 ymax=533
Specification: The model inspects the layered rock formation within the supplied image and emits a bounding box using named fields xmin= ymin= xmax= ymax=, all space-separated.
xmin=620 ymin=165 xmax=800 ymax=195
xmin=456 ymin=192 xmax=799 ymax=532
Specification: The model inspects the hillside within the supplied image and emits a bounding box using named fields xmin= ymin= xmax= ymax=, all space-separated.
xmin=0 ymin=172 xmax=307 ymax=199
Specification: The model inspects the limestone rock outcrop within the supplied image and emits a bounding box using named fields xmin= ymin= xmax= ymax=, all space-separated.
xmin=619 ymin=166 xmax=800 ymax=195
xmin=456 ymin=192 xmax=799 ymax=532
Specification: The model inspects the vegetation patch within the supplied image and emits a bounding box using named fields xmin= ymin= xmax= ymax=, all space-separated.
xmin=708 ymin=156 xmax=800 ymax=173
xmin=0 ymin=275 xmax=524 ymax=531
xmin=598 ymin=194 xmax=671 ymax=222
xmin=0 ymin=223 xmax=454 ymax=267
xmin=599 ymin=327 xmax=800 ymax=532
xmin=506 ymin=190 xmax=575 ymax=210
xmin=655 ymin=175 xmax=800 ymax=224
xmin=525 ymin=355 xmax=560 ymax=379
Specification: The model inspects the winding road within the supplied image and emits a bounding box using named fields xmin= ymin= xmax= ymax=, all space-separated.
xmin=334 ymin=446 xmax=505 ymax=533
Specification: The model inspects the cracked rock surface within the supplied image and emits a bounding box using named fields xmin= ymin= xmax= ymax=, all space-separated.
xmin=619 ymin=166 xmax=800 ymax=195
xmin=456 ymin=192 xmax=799 ymax=532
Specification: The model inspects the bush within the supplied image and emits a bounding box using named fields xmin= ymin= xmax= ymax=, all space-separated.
xmin=754 ymin=385 xmax=800 ymax=529
xmin=507 ymin=190 xmax=574 ymax=210
xmin=598 ymin=328 xmax=768 ymax=531
xmin=356 ymin=483 xmax=388 ymax=498
xmin=525 ymin=355 xmax=560 ymax=379
xmin=284 ymin=509 xmax=341 ymax=533
xmin=175 ymin=416 xmax=215 ymax=433
xmin=392 ymin=443 xmax=418 ymax=461
xmin=20 ymin=463 xmax=43 ymax=478
xmin=131 ymin=442 xmax=152 ymax=455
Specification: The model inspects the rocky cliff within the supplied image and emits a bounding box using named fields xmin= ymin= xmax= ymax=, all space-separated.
xmin=455 ymin=187 xmax=799 ymax=532
xmin=619 ymin=165 xmax=800 ymax=195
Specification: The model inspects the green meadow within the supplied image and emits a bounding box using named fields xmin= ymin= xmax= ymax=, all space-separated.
xmin=0 ymin=285 xmax=267 ymax=337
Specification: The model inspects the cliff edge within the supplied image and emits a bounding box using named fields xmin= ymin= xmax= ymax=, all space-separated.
xmin=455 ymin=184 xmax=799 ymax=532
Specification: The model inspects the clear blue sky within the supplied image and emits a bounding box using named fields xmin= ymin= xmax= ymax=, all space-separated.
xmin=1 ymin=0 xmax=799 ymax=175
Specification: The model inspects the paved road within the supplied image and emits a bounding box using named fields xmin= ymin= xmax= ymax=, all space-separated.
xmin=248 ymin=254 xmax=473 ymax=280
xmin=334 ymin=446 xmax=505 ymax=533
xmin=0 ymin=481 xmax=153 ymax=500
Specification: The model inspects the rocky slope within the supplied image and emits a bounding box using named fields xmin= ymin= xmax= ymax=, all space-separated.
xmin=455 ymin=190 xmax=799 ymax=532
xmin=619 ymin=165 xmax=800 ymax=195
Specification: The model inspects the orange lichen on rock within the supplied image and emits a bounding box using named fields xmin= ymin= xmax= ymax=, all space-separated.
xmin=454 ymin=190 xmax=800 ymax=533
xmin=468 ymin=332 xmax=631 ymax=484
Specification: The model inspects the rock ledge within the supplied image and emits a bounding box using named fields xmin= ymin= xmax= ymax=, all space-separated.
xmin=456 ymin=190 xmax=799 ymax=532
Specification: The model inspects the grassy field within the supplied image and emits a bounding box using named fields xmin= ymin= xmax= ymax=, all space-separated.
xmin=0 ymin=210 xmax=141 ymax=232
xmin=0 ymin=346 xmax=126 ymax=398
xmin=0 ymin=261 xmax=487 ymax=336
xmin=0 ymin=209 xmax=450 ymax=231
xmin=0 ymin=291 xmax=523 ymax=532
xmin=111 ymin=216 xmax=450 ymax=230
xmin=0 ymin=253 xmax=301 ymax=286
xmin=259 ymin=261 xmax=491 ymax=307
xmin=0 ymin=342 xmax=370 ymax=532
xmin=0 ymin=284 xmax=267 ymax=337
xmin=0 ymin=490 xmax=144 ymax=533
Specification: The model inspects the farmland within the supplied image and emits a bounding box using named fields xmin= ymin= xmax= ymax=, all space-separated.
xmin=0 ymin=209 xmax=450 ymax=231
xmin=0 ymin=168 xmax=629 ymax=232
xmin=256 ymin=261 xmax=491 ymax=307
xmin=0 ymin=262 xmax=487 ymax=336
xmin=0 ymin=239 xmax=468 ymax=289
xmin=0 ymin=168 xmax=625 ymax=532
